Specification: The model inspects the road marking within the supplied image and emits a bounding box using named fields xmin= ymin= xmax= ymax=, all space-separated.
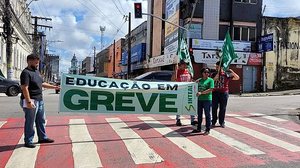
xmin=0 ymin=121 xmax=7 ymax=128
xmin=249 ymin=113 xmax=287 ymax=122
xmin=5 ymin=129 xmax=40 ymax=168
xmin=139 ymin=116 xmax=215 ymax=159
xmin=228 ymin=114 xmax=300 ymax=139
xmin=169 ymin=116 xmax=265 ymax=155
xmin=226 ymin=121 xmax=300 ymax=152
xmin=69 ymin=119 xmax=102 ymax=168
xmin=106 ymin=118 xmax=163 ymax=164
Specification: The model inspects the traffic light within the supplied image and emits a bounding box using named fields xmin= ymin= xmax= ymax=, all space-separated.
xmin=134 ymin=3 xmax=142 ymax=18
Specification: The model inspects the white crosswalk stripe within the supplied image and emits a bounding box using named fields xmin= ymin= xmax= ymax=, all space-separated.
xmin=69 ymin=119 xmax=103 ymax=168
xmin=106 ymin=117 xmax=163 ymax=164
xmin=249 ymin=113 xmax=287 ymax=122
xmin=5 ymin=129 xmax=40 ymax=168
xmin=0 ymin=121 xmax=7 ymax=128
xmin=228 ymin=114 xmax=300 ymax=139
xmin=226 ymin=121 xmax=300 ymax=152
xmin=139 ymin=116 xmax=216 ymax=159
xmin=169 ymin=116 xmax=265 ymax=155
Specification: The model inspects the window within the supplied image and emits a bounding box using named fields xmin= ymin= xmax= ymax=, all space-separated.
xmin=233 ymin=27 xmax=256 ymax=41
xmin=235 ymin=0 xmax=257 ymax=4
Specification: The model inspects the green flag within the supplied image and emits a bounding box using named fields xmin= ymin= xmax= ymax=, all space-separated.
xmin=178 ymin=37 xmax=194 ymax=77
xmin=221 ymin=31 xmax=238 ymax=70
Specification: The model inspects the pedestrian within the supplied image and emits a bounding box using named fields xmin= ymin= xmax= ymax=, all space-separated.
xmin=174 ymin=59 xmax=197 ymax=126
xmin=20 ymin=54 xmax=60 ymax=148
xmin=192 ymin=68 xmax=214 ymax=135
xmin=211 ymin=61 xmax=240 ymax=128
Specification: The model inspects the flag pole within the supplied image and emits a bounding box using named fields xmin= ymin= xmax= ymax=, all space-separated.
xmin=216 ymin=48 xmax=223 ymax=81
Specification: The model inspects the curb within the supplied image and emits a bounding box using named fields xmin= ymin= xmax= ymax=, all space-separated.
xmin=239 ymin=92 xmax=300 ymax=97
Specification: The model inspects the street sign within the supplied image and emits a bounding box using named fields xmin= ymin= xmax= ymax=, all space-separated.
xmin=259 ymin=34 xmax=273 ymax=52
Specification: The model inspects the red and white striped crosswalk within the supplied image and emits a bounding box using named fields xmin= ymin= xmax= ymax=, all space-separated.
xmin=0 ymin=113 xmax=299 ymax=168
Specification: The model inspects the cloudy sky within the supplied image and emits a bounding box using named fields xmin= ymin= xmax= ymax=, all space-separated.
xmin=29 ymin=0 xmax=300 ymax=73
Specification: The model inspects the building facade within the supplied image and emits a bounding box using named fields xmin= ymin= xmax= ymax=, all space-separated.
xmin=44 ymin=54 xmax=59 ymax=82
xmin=106 ymin=39 xmax=125 ymax=78
xmin=147 ymin=0 xmax=263 ymax=93
xmin=122 ymin=21 xmax=147 ymax=78
xmin=0 ymin=0 xmax=33 ymax=79
xmin=96 ymin=48 xmax=109 ymax=77
xmin=81 ymin=56 xmax=93 ymax=75
xmin=262 ymin=17 xmax=300 ymax=90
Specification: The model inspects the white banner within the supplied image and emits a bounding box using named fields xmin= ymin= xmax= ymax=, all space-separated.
xmin=192 ymin=39 xmax=251 ymax=52
xmin=59 ymin=74 xmax=197 ymax=115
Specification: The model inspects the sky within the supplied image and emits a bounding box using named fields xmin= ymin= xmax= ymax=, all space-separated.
xmin=29 ymin=0 xmax=300 ymax=74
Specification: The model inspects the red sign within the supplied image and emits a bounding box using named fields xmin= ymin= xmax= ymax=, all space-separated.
xmin=248 ymin=53 xmax=262 ymax=65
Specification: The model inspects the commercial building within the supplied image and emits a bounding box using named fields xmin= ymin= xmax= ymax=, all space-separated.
xmin=147 ymin=0 xmax=263 ymax=93
xmin=122 ymin=21 xmax=147 ymax=78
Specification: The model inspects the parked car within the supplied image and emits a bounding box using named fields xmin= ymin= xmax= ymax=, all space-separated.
xmin=0 ymin=76 xmax=21 ymax=96
xmin=133 ymin=71 xmax=174 ymax=81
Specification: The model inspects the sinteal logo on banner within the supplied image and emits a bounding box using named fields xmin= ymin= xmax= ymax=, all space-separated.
xmin=59 ymin=74 xmax=197 ymax=115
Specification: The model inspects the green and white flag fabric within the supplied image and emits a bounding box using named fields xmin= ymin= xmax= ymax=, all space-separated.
xmin=221 ymin=31 xmax=238 ymax=70
xmin=178 ymin=37 xmax=194 ymax=77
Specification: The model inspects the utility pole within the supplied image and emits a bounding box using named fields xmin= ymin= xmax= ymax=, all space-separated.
xmin=3 ymin=0 xmax=13 ymax=80
xmin=113 ymin=40 xmax=116 ymax=78
xmin=93 ymin=46 xmax=96 ymax=74
xmin=127 ymin=12 xmax=131 ymax=79
xmin=31 ymin=16 xmax=52 ymax=55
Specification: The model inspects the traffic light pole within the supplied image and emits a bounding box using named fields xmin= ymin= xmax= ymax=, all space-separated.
xmin=127 ymin=12 xmax=131 ymax=79
xmin=3 ymin=0 xmax=13 ymax=80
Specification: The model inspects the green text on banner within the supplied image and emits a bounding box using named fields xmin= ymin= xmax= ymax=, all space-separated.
xmin=59 ymin=74 xmax=198 ymax=115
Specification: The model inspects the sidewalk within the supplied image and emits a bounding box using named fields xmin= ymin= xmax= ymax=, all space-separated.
xmin=234 ymin=89 xmax=300 ymax=97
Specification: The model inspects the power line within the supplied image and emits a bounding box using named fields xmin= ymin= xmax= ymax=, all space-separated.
xmin=112 ymin=0 xmax=125 ymax=16
xmin=116 ymin=0 xmax=127 ymax=14
xmin=85 ymin=0 xmax=125 ymax=34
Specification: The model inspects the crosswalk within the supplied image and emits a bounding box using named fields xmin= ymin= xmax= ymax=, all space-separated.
xmin=0 ymin=113 xmax=299 ymax=168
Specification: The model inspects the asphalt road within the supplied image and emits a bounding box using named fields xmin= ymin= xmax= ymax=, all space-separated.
xmin=1 ymin=89 xmax=299 ymax=124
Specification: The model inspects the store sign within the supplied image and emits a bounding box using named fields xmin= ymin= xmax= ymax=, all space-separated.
xmin=186 ymin=23 xmax=202 ymax=39
xmin=259 ymin=34 xmax=273 ymax=52
xmin=122 ymin=43 xmax=146 ymax=65
xmin=194 ymin=50 xmax=261 ymax=65
xmin=248 ymin=53 xmax=262 ymax=65
xmin=148 ymin=53 xmax=178 ymax=68
xmin=192 ymin=39 xmax=251 ymax=52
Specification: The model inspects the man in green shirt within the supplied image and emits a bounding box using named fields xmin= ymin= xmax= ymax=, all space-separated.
xmin=192 ymin=68 xmax=214 ymax=135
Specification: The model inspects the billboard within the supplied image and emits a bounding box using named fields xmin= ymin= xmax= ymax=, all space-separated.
xmin=164 ymin=0 xmax=180 ymax=55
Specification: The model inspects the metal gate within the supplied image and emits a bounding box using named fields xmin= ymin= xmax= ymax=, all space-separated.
xmin=243 ymin=66 xmax=257 ymax=92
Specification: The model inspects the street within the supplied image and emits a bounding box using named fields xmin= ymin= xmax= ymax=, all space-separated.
xmin=0 ymin=90 xmax=299 ymax=168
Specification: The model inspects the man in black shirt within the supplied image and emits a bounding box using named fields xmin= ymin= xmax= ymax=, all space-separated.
xmin=20 ymin=54 xmax=59 ymax=148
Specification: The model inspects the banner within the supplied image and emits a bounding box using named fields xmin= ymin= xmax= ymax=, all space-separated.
xmin=59 ymin=74 xmax=198 ymax=115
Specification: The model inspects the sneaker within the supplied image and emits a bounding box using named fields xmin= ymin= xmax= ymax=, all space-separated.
xmin=204 ymin=131 xmax=210 ymax=135
xmin=191 ymin=121 xmax=198 ymax=126
xmin=25 ymin=143 xmax=36 ymax=148
xmin=38 ymin=138 xmax=55 ymax=143
xmin=211 ymin=124 xmax=216 ymax=128
xmin=191 ymin=129 xmax=201 ymax=133
xmin=220 ymin=124 xmax=225 ymax=128
xmin=176 ymin=119 xmax=182 ymax=126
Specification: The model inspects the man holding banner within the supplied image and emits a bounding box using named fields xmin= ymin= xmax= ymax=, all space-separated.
xmin=211 ymin=32 xmax=240 ymax=128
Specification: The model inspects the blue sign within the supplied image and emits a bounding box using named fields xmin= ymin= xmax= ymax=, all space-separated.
xmin=122 ymin=43 xmax=146 ymax=65
xmin=259 ymin=34 xmax=273 ymax=52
